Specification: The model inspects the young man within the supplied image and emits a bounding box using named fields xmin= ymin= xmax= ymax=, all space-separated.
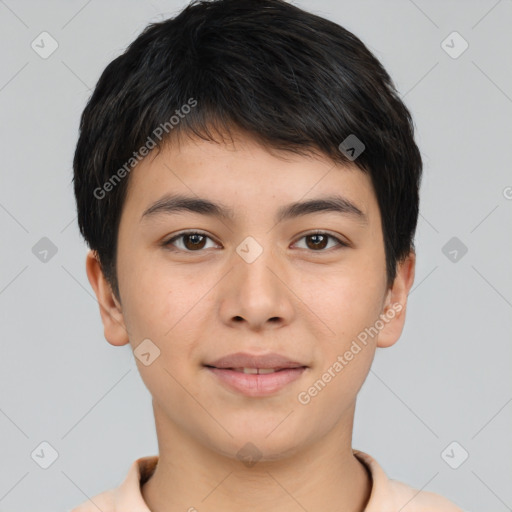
xmin=71 ymin=0 xmax=464 ymax=510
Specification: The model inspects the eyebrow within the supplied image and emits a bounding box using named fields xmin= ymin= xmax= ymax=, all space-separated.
xmin=141 ymin=193 xmax=368 ymax=224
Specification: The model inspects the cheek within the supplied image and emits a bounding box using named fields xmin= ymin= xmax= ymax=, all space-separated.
xmin=316 ymin=264 xmax=385 ymax=338
xmin=118 ymin=244 xmax=181 ymax=321
xmin=306 ymin=282 xmax=381 ymax=411
xmin=120 ymin=263 xmax=203 ymax=397
xmin=122 ymin=269 xmax=190 ymax=342
xmin=119 ymin=254 xmax=218 ymax=366
xmin=307 ymin=267 xmax=384 ymax=401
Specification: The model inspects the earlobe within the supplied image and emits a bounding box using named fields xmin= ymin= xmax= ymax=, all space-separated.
xmin=376 ymin=251 xmax=416 ymax=349
xmin=85 ymin=250 xmax=130 ymax=346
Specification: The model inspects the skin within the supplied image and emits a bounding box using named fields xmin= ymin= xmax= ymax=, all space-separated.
xmin=86 ymin=130 xmax=415 ymax=512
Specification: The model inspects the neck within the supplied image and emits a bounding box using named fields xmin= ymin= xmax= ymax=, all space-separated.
xmin=141 ymin=402 xmax=372 ymax=512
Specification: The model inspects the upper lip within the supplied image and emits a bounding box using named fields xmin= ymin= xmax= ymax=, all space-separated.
xmin=205 ymin=352 xmax=308 ymax=370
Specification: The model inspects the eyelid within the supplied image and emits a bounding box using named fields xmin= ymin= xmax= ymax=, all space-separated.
xmin=162 ymin=229 xmax=349 ymax=252
xmin=163 ymin=230 xmax=220 ymax=249
xmin=294 ymin=229 xmax=350 ymax=247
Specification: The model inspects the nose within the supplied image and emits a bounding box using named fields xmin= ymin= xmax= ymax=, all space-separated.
xmin=219 ymin=242 xmax=295 ymax=331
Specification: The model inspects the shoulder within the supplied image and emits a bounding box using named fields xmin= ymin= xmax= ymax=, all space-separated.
xmin=68 ymin=455 xmax=157 ymax=512
xmin=354 ymin=450 xmax=464 ymax=512
xmin=69 ymin=489 xmax=116 ymax=512
xmin=386 ymin=478 xmax=464 ymax=511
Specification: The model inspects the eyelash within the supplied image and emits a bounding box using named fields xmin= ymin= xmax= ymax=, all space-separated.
xmin=162 ymin=230 xmax=349 ymax=253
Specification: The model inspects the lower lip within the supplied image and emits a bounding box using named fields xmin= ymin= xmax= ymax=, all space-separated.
xmin=206 ymin=367 xmax=307 ymax=397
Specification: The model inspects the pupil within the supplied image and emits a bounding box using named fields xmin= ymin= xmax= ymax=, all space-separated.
xmin=186 ymin=234 xmax=205 ymax=249
xmin=308 ymin=234 xmax=327 ymax=250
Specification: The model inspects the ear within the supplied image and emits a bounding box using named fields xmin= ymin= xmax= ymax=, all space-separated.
xmin=376 ymin=251 xmax=416 ymax=348
xmin=85 ymin=250 xmax=130 ymax=346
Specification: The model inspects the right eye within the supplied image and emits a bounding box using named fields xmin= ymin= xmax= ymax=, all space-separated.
xmin=162 ymin=231 xmax=220 ymax=252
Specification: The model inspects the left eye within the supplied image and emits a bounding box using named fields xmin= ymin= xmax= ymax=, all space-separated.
xmin=163 ymin=231 xmax=347 ymax=252
xmin=294 ymin=232 xmax=348 ymax=251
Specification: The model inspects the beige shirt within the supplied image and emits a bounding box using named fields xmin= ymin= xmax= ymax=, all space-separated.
xmin=71 ymin=450 xmax=464 ymax=511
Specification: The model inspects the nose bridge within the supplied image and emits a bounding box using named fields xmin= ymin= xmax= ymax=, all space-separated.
xmin=223 ymin=235 xmax=293 ymax=326
xmin=236 ymin=235 xmax=281 ymax=297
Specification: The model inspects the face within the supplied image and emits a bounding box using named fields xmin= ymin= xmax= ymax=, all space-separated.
xmin=87 ymin=131 xmax=414 ymax=461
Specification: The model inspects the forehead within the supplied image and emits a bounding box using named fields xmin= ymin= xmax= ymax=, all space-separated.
xmin=122 ymin=133 xmax=379 ymax=225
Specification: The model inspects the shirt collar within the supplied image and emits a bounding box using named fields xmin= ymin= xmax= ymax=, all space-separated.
xmin=112 ymin=449 xmax=392 ymax=511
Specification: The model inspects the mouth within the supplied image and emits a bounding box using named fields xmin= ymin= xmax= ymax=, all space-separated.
xmin=203 ymin=365 xmax=308 ymax=396
xmin=204 ymin=365 xmax=305 ymax=374
xmin=203 ymin=352 xmax=309 ymax=397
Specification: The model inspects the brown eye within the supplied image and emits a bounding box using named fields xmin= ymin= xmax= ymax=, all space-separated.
xmin=164 ymin=231 xmax=216 ymax=252
xmin=294 ymin=232 xmax=348 ymax=251
xmin=305 ymin=234 xmax=329 ymax=250
xmin=182 ymin=233 xmax=207 ymax=250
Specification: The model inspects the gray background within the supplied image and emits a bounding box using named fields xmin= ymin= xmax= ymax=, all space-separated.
xmin=0 ymin=0 xmax=511 ymax=510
